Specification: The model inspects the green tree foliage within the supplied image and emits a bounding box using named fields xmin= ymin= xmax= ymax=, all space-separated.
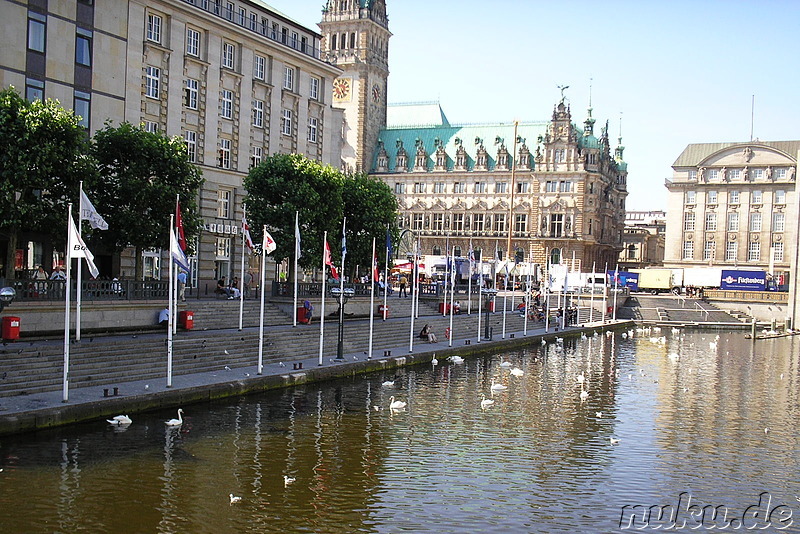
xmin=0 ymin=87 xmax=94 ymax=280
xmin=245 ymin=154 xmax=343 ymax=270
xmin=90 ymin=122 xmax=203 ymax=279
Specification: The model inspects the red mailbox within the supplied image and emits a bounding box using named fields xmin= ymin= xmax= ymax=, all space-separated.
xmin=487 ymin=301 xmax=495 ymax=312
xmin=2 ymin=316 xmax=20 ymax=341
xmin=178 ymin=310 xmax=194 ymax=330
xmin=438 ymin=302 xmax=451 ymax=314
xmin=378 ymin=304 xmax=389 ymax=319
xmin=297 ymin=307 xmax=310 ymax=324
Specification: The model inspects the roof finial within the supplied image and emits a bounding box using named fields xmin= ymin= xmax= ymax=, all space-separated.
xmin=588 ymin=77 xmax=593 ymax=109
xmin=618 ymin=111 xmax=623 ymax=145
xmin=557 ymin=84 xmax=569 ymax=104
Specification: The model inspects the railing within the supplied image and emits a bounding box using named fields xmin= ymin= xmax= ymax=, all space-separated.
xmin=694 ymin=301 xmax=710 ymax=320
xmin=271 ymin=281 xmax=493 ymax=298
xmin=704 ymin=289 xmax=788 ymax=303
xmin=10 ymin=279 xmax=170 ymax=302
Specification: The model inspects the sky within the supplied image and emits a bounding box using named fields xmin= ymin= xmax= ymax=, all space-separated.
xmin=286 ymin=0 xmax=800 ymax=211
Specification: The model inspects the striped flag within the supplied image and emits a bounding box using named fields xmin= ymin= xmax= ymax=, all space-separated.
xmin=242 ymin=215 xmax=254 ymax=253
xmin=325 ymin=239 xmax=339 ymax=280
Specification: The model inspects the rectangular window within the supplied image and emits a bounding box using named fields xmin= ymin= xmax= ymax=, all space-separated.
xmin=453 ymin=213 xmax=464 ymax=232
xmin=252 ymin=99 xmax=264 ymax=127
xmin=432 ymin=213 xmax=444 ymax=231
xmin=725 ymin=241 xmax=738 ymax=262
xmin=682 ymin=241 xmax=694 ymax=260
xmin=775 ymin=168 xmax=787 ymax=179
xmin=28 ymin=14 xmax=46 ymax=53
xmin=752 ymin=190 xmax=763 ymax=204
xmin=683 ymin=212 xmax=695 ymax=232
xmin=283 ymin=66 xmax=294 ymax=90
xmin=74 ymin=91 xmax=90 ymax=129
xmin=703 ymin=241 xmax=715 ymax=261
xmin=238 ymin=7 xmax=246 ymax=26
xmin=549 ymin=214 xmax=563 ymax=236
xmin=225 ymin=2 xmax=234 ymax=21
xmin=517 ymin=182 xmax=529 ymax=194
xmin=220 ymin=89 xmax=233 ymax=119
xmin=145 ymin=66 xmax=160 ymax=98
xmin=144 ymin=120 xmax=158 ymax=133
xmin=685 ymin=191 xmax=696 ymax=204
xmin=554 ymin=149 xmax=565 ymax=163
xmin=25 ymin=78 xmax=44 ymax=101
xmin=708 ymin=169 xmax=719 ymax=181
xmin=494 ymin=213 xmax=506 ymax=233
xmin=253 ymin=55 xmax=266 ymax=80
xmin=310 ymin=77 xmax=320 ymax=100
xmin=495 ymin=182 xmax=507 ymax=194
xmin=184 ymin=79 xmax=199 ymax=109
xmin=704 ymin=213 xmax=717 ymax=231
xmin=749 ymin=212 xmax=762 ymax=232
xmin=218 ymin=139 xmax=231 ymax=169
xmin=454 ymin=182 xmax=465 ymax=194
xmin=413 ymin=183 xmax=426 ymax=194
xmin=772 ymin=242 xmax=784 ymax=262
xmin=473 ymin=213 xmax=484 ymax=232
xmin=729 ymin=169 xmax=741 ymax=180
xmin=707 ymin=190 xmax=718 ymax=204
xmin=545 ymin=181 xmax=557 ymax=193
xmin=748 ymin=242 xmax=760 ymax=261
xmin=281 ymin=109 xmax=292 ymax=135
xmin=514 ymin=214 xmax=527 ymax=233
xmin=307 ymin=117 xmax=318 ymax=143
xmin=146 ymin=13 xmax=162 ymax=43
xmin=558 ymin=181 xmax=571 ymax=193
xmin=729 ymin=190 xmax=740 ymax=204
xmin=751 ymin=168 xmax=764 ymax=180
xmin=216 ymin=237 xmax=231 ymax=259
xmin=217 ymin=189 xmax=231 ymax=218
xmin=251 ymin=145 xmax=262 ymax=167
xmin=394 ymin=183 xmax=405 ymax=194
xmin=474 ymin=182 xmax=485 ymax=194
xmin=184 ymin=131 xmax=197 ymax=162
xmin=727 ymin=212 xmax=739 ymax=232
xmin=688 ymin=170 xmax=697 ymax=181
xmin=772 ymin=212 xmax=785 ymax=233
xmin=291 ymin=31 xmax=299 ymax=48
xmin=412 ymin=213 xmax=423 ymax=230
xmin=222 ymin=42 xmax=235 ymax=69
xmin=75 ymin=30 xmax=92 ymax=66
xmin=186 ymin=28 xmax=200 ymax=57
xmin=433 ymin=182 xmax=445 ymax=194
xmin=775 ymin=189 xmax=786 ymax=204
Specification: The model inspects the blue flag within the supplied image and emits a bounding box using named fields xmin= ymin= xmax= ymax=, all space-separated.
xmin=385 ymin=228 xmax=393 ymax=257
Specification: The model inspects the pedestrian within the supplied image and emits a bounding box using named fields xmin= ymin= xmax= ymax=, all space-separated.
xmin=244 ymin=270 xmax=254 ymax=298
xmin=49 ymin=266 xmax=66 ymax=281
xmin=229 ymin=276 xmax=241 ymax=299
xmin=33 ymin=265 xmax=48 ymax=296
xmin=399 ymin=274 xmax=408 ymax=298
xmin=303 ymin=299 xmax=313 ymax=325
xmin=177 ymin=270 xmax=187 ymax=302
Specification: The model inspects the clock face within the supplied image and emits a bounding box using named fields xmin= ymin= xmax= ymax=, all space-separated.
xmin=372 ymin=83 xmax=381 ymax=103
xmin=332 ymin=77 xmax=352 ymax=102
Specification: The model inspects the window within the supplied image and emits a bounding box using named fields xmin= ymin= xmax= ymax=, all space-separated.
xmin=146 ymin=13 xmax=162 ymax=43
xmin=554 ymin=149 xmax=565 ymax=163
xmin=281 ymin=109 xmax=292 ymax=135
xmin=729 ymin=169 xmax=741 ymax=180
xmin=454 ymin=182 xmax=465 ymax=194
xmin=775 ymin=190 xmax=786 ymax=204
xmin=350 ymin=32 xmax=356 ymax=48
xmin=775 ymin=168 xmax=787 ymax=179
xmin=413 ymin=183 xmax=426 ymax=194
xmin=703 ymin=241 xmax=715 ymax=261
xmin=432 ymin=214 xmax=444 ymax=231
xmin=222 ymin=42 xmax=235 ymax=69
xmin=492 ymin=214 xmax=506 ymax=232
xmin=751 ymin=168 xmax=764 ymax=180
xmin=307 ymin=117 xmax=318 ymax=143
xmin=184 ymin=79 xmax=199 ymax=109
xmin=28 ymin=13 xmax=46 ymax=53
xmin=253 ymin=55 xmax=265 ymax=80
xmin=453 ymin=213 xmax=464 ymax=232
xmin=225 ymin=1 xmax=234 ymax=21
xmin=144 ymin=120 xmax=158 ymax=133
xmin=251 ymin=146 xmax=262 ymax=168
xmin=145 ymin=66 xmax=160 ymax=98
xmin=283 ymin=66 xmax=294 ymax=90
xmin=250 ymin=13 xmax=258 ymax=31
xmin=331 ymin=33 xmax=337 ymax=50
xmin=558 ymin=181 xmax=572 ymax=193
xmin=688 ymin=170 xmax=697 ymax=181
xmin=75 ymin=29 xmax=92 ymax=66
xmin=549 ymin=214 xmax=563 ymax=236
xmin=727 ymin=212 xmax=739 ymax=232
xmin=627 ymin=244 xmax=637 ymax=260
xmin=186 ymin=28 xmax=200 ymax=57
xmin=685 ymin=191 xmax=696 ymax=204
xmin=517 ymin=182 xmax=529 ymax=194
xmin=708 ymin=169 xmax=719 ymax=181
xmin=433 ymin=182 xmax=445 ymax=194
xmin=218 ymin=139 xmax=231 ymax=169
xmin=683 ymin=212 xmax=695 ymax=232
xmin=729 ymin=190 xmax=740 ymax=204
xmin=545 ymin=181 xmax=557 ymax=193
xmin=749 ymin=212 xmax=762 ymax=232
xmin=752 ymin=190 xmax=763 ymax=204
xmin=705 ymin=213 xmax=717 ymax=231
xmin=310 ymin=77 xmax=320 ymax=100
xmin=707 ymin=190 xmax=718 ymax=204
xmin=25 ymin=78 xmax=44 ymax=101
xmin=251 ymin=99 xmax=264 ymax=127
xmin=682 ymin=241 xmax=694 ymax=260
xmin=217 ymin=189 xmax=231 ymax=218
xmin=238 ymin=7 xmax=246 ymax=26
xmin=495 ymin=182 xmax=507 ymax=194
xmin=216 ymin=237 xmax=231 ymax=259
xmin=74 ymin=91 xmax=90 ymax=129
xmin=220 ymin=90 xmax=233 ymax=119
xmin=748 ymin=242 xmax=760 ymax=261
xmin=725 ymin=241 xmax=737 ymax=262
xmin=184 ymin=131 xmax=197 ymax=162
xmin=474 ymin=182 xmax=485 ymax=194
xmin=456 ymin=153 xmax=466 ymax=167
xmin=412 ymin=213 xmax=423 ymax=230
xmin=514 ymin=214 xmax=527 ymax=233
xmin=772 ymin=242 xmax=784 ymax=262
xmin=473 ymin=213 xmax=484 ymax=232
xmin=291 ymin=31 xmax=299 ymax=49
xmin=301 ymin=36 xmax=308 ymax=53
xmin=773 ymin=212 xmax=785 ymax=233
xmin=394 ymin=183 xmax=405 ymax=194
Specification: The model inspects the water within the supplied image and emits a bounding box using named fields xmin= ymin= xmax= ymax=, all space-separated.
xmin=2 ymin=329 xmax=800 ymax=533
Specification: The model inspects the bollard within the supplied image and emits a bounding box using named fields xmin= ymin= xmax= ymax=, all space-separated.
xmin=298 ymin=362 xmax=303 ymax=369
xmin=103 ymin=388 xmax=109 ymax=397
xmin=293 ymin=363 xmax=297 ymax=370
xmin=113 ymin=387 xmax=119 ymax=396
xmin=465 ymin=339 xmax=471 ymax=345
xmin=386 ymin=350 xmax=391 ymax=356
xmin=510 ymin=334 xmax=515 ymax=339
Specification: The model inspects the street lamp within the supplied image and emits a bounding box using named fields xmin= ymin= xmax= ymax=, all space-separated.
xmin=0 ymin=287 xmax=15 ymax=312
xmin=481 ymin=287 xmax=498 ymax=340
xmin=330 ymin=286 xmax=354 ymax=360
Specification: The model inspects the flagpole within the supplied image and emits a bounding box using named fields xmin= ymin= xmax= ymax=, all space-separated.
xmin=502 ymin=261 xmax=508 ymax=339
xmin=545 ymin=248 xmax=550 ymax=333
xmin=408 ymin=243 xmax=417 ymax=353
xmin=319 ymin=231 xmax=328 ymax=366
xmin=415 ymin=236 xmax=421 ymax=319
xmin=590 ymin=261 xmax=597 ymax=324
xmin=258 ymin=225 xmax=267 ymax=374
xmin=477 ymin=251 xmax=482 ymax=343
xmin=173 ymin=194 xmax=180 ymax=335
xmin=524 ymin=252 xmax=530 ymax=336
xmin=368 ymin=237 xmax=376 ymax=359
xmin=166 ymin=215 xmax=174 ymax=387
xmin=467 ymin=237 xmax=473 ymax=315
xmin=63 ymin=204 xmax=73 ymax=402
xmin=336 ymin=218 xmax=346 ymax=360
xmin=448 ymin=245 xmax=455 ymax=347
xmin=602 ymin=261 xmax=609 ymax=325
xmin=612 ymin=263 xmax=619 ymax=322
xmin=293 ymin=211 xmax=300 ymax=327
xmin=238 ymin=208 xmax=246 ymax=331
xmin=383 ymin=225 xmax=390 ymax=321
xmin=76 ymin=183 xmax=83 ymax=341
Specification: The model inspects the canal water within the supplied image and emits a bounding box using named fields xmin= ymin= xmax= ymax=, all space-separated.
xmin=1 ymin=329 xmax=799 ymax=533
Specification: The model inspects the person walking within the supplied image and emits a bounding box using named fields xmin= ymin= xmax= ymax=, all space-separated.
xmin=399 ymin=274 xmax=408 ymax=298
xmin=177 ymin=270 xmax=187 ymax=302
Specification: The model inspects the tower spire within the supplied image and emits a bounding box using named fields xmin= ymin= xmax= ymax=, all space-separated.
xmin=583 ymin=78 xmax=595 ymax=137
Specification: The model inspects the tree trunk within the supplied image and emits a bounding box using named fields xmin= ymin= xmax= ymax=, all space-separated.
xmin=3 ymin=229 xmax=19 ymax=282
xmin=134 ymin=246 xmax=142 ymax=281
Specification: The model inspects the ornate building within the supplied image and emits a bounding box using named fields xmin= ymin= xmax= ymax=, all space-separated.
xmin=619 ymin=210 xmax=666 ymax=270
xmin=664 ymin=141 xmax=799 ymax=286
xmin=369 ymin=99 xmax=628 ymax=274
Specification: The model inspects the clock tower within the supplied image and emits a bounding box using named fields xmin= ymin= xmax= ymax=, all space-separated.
xmin=319 ymin=0 xmax=391 ymax=173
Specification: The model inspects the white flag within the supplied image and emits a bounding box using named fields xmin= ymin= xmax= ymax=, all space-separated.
xmin=264 ymin=230 xmax=277 ymax=254
xmin=170 ymin=227 xmax=190 ymax=272
xmin=242 ymin=216 xmax=255 ymax=253
xmin=68 ymin=216 xmax=100 ymax=278
xmin=294 ymin=211 xmax=301 ymax=260
xmin=80 ymin=190 xmax=108 ymax=230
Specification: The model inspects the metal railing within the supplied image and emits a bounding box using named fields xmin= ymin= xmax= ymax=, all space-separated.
xmin=10 ymin=279 xmax=170 ymax=302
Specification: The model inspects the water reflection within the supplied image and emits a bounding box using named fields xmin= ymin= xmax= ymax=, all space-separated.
xmin=1 ymin=330 xmax=800 ymax=532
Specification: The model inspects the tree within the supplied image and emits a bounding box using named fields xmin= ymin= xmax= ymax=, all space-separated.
xmin=0 ymin=87 xmax=94 ymax=280
xmin=244 ymin=154 xmax=343 ymax=270
xmin=89 ymin=122 xmax=204 ymax=280
xmin=341 ymin=172 xmax=398 ymax=277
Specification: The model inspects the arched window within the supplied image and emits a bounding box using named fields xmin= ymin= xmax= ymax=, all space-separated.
xmin=432 ymin=246 xmax=442 ymax=256
xmin=550 ymin=248 xmax=561 ymax=265
xmin=454 ymin=246 xmax=462 ymax=257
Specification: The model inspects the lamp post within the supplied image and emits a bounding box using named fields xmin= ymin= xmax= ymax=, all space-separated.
xmin=0 ymin=287 xmax=15 ymax=312
xmin=330 ymin=286 xmax=354 ymax=360
xmin=482 ymin=287 xmax=498 ymax=340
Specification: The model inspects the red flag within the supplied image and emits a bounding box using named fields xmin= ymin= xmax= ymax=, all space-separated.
xmin=324 ymin=239 xmax=339 ymax=280
xmin=242 ymin=216 xmax=254 ymax=253
xmin=175 ymin=201 xmax=186 ymax=251
xmin=372 ymin=251 xmax=379 ymax=283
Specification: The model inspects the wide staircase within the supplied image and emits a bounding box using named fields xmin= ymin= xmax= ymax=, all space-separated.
xmin=618 ymin=295 xmax=744 ymax=326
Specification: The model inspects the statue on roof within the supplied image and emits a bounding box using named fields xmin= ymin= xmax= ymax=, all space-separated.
xmin=557 ymin=85 xmax=569 ymax=104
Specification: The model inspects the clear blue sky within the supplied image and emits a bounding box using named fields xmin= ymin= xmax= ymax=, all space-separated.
xmin=288 ymin=0 xmax=800 ymax=211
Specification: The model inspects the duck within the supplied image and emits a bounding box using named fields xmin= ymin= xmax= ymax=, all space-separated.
xmin=283 ymin=475 xmax=296 ymax=487
xmin=389 ymin=396 xmax=407 ymax=410
xmin=229 ymin=494 xmax=242 ymax=504
xmin=480 ymin=394 xmax=495 ymax=409
xmin=107 ymin=414 xmax=132 ymax=426
xmin=165 ymin=408 xmax=184 ymax=427
xmin=490 ymin=379 xmax=508 ymax=391
xmin=510 ymin=368 xmax=524 ymax=377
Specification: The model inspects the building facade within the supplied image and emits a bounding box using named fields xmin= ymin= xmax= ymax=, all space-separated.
xmin=1 ymin=0 xmax=343 ymax=286
xmin=664 ymin=141 xmax=799 ymax=287
xmin=618 ymin=210 xmax=665 ymax=270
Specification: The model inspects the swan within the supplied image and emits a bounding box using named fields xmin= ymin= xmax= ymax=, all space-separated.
xmin=579 ymin=390 xmax=589 ymax=401
xmin=389 ymin=396 xmax=407 ymax=410
xmin=595 ymin=411 xmax=603 ymax=418
xmin=621 ymin=332 xmax=628 ymax=339
xmin=609 ymin=437 xmax=620 ymax=444
xmin=490 ymin=380 xmax=507 ymax=391
xmin=283 ymin=475 xmax=296 ymax=486
xmin=229 ymin=494 xmax=242 ymax=504
xmin=449 ymin=355 xmax=464 ymax=364
xmin=107 ymin=415 xmax=132 ymax=426
xmin=580 ymin=333 xmax=587 ymax=340
xmin=510 ymin=368 xmax=524 ymax=377
xmin=382 ymin=380 xmax=395 ymax=387
xmin=576 ymin=373 xmax=585 ymax=385
xmin=431 ymin=356 xmax=438 ymax=366
xmin=541 ymin=338 xmax=547 ymax=345
xmin=499 ymin=359 xmax=513 ymax=368
xmin=480 ymin=394 xmax=495 ymax=409
xmin=165 ymin=408 xmax=184 ymax=427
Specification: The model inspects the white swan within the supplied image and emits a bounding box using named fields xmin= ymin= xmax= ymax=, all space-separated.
xmin=283 ymin=475 xmax=296 ymax=486
xmin=510 ymin=368 xmax=524 ymax=377
xmin=389 ymin=396 xmax=407 ymax=410
xmin=576 ymin=373 xmax=585 ymax=385
xmin=449 ymin=355 xmax=464 ymax=364
xmin=165 ymin=408 xmax=184 ymax=427
xmin=490 ymin=380 xmax=507 ymax=391
xmin=382 ymin=380 xmax=395 ymax=387
xmin=107 ymin=415 xmax=132 ymax=426
xmin=480 ymin=394 xmax=495 ymax=409
xmin=541 ymin=338 xmax=547 ymax=345
xmin=499 ymin=359 xmax=513 ymax=368
xmin=431 ymin=356 xmax=438 ymax=366
xmin=229 ymin=493 xmax=242 ymax=504
xmin=579 ymin=390 xmax=589 ymax=401
xmin=609 ymin=437 xmax=620 ymax=444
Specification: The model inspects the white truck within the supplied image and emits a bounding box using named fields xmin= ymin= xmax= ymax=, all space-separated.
xmin=631 ymin=268 xmax=682 ymax=295
xmin=682 ymin=267 xmax=723 ymax=289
